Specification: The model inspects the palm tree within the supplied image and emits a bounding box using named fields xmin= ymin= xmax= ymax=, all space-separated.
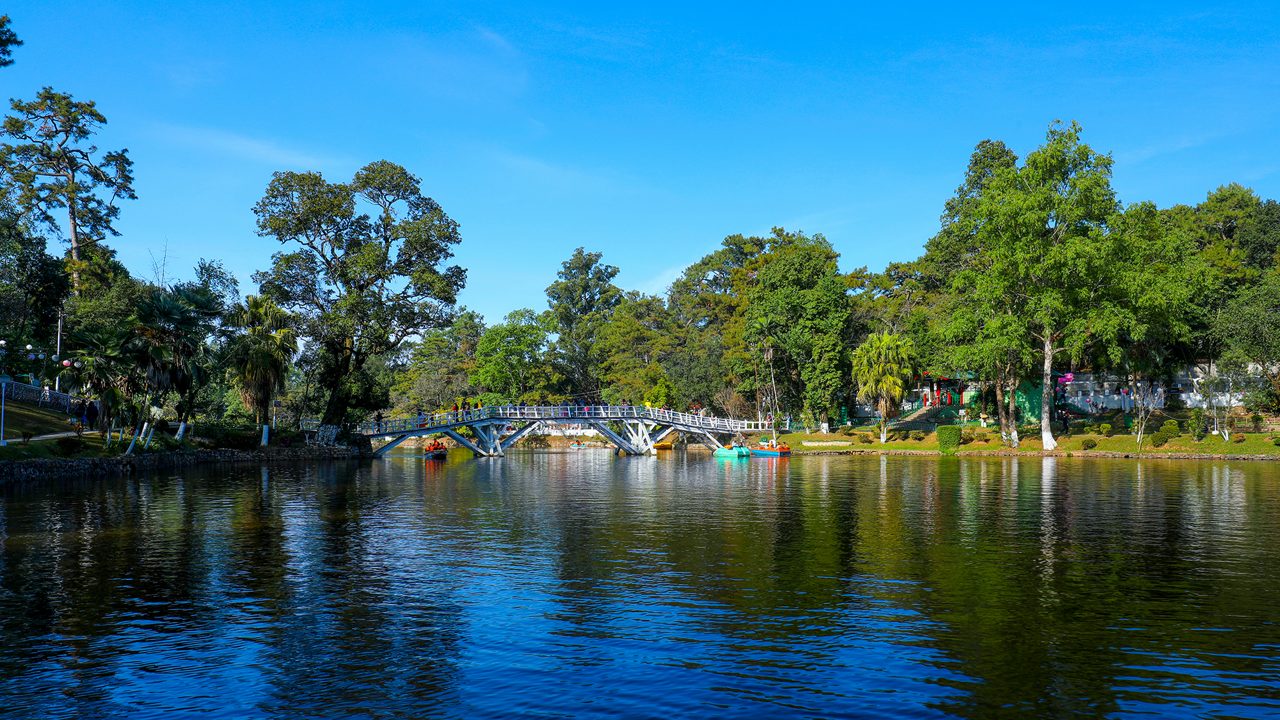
xmin=851 ymin=332 xmax=918 ymax=444
xmin=223 ymin=296 xmax=296 ymax=445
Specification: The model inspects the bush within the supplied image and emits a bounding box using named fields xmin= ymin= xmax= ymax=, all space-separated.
xmin=937 ymin=426 xmax=962 ymax=454
xmin=972 ymin=430 xmax=989 ymax=443
xmin=1099 ymin=423 xmax=1113 ymax=437
xmin=1273 ymin=436 xmax=1280 ymax=447
xmin=908 ymin=430 xmax=926 ymax=441
xmin=841 ymin=425 xmax=858 ymax=436
xmin=53 ymin=436 xmax=84 ymax=457
xmin=1252 ymin=414 xmax=1265 ymax=433
xmin=856 ymin=433 xmax=873 ymax=444
xmin=1150 ymin=431 xmax=1169 ymax=448
xmin=1233 ymin=433 xmax=1247 ymax=444
xmin=1160 ymin=419 xmax=1180 ymax=436
xmin=1081 ymin=438 xmax=1097 ymax=450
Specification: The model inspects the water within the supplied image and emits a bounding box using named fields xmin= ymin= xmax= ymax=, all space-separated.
xmin=1 ymin=452 xmax=1278 ymax=719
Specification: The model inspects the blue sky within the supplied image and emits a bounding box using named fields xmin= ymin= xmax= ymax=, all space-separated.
xmin=5 ymin=2 xmax=1280 ymax=321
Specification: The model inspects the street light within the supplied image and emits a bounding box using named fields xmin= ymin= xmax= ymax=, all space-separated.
xmin=0 ymin=339 xmax=7 ymax=447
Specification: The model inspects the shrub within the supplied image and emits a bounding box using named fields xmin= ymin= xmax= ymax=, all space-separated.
xmin=53 ymin=436 xmax=84 ymax=457
xmin=841 ymin=426 xmax=858 ymax=436
xmin=1081 ymin=438 xmax=1097 ymax=450
xmin=972 ymin=430 xmax=989 ymax=443
xmin=1273 ymin=436 xmax=1280 ymax=447
xmin=937 ymin=426 xmax=962 ymax=454
xmin=1099 ymin=423 xmax=1113 ymax=437
xmin=1160 ymin=419 xmax=1180 ymax=436
xmin=1083 ymin=424 xmax=1097 ymax=435
xmin=1252 ymin=413 xmax=1265 ymax=433
xmin=1150 ymin=431 xmax=1169 ymax=448
xmin=856 ymin=433 xmax=873 ymax=444
xmin=909 ymin=430 xmax=926 ymax=441
xmin=1233 ymin=433 xmax=1247 ymax=444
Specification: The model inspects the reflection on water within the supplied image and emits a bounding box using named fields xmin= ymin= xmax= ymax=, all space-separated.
xmin=1 ymin=453 xmax=1278 ymax=719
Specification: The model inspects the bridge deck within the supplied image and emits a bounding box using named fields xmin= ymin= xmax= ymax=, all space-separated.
xmin=354 ymin=405 xmax=772 ymax=438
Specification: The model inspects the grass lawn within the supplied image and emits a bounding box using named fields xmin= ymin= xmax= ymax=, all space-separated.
xmin=779 ymin=428 xmax=1280 ymax=457
xmin=1 ymin=400 xmax=77 ymax=441
xmin=0 ymin=433 xmax=108 ymax=461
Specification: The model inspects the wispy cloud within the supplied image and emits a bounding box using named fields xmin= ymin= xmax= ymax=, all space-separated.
xmin=1114 ymin=132 xmax=1225 ymax=166
xmin=153 ymin=123 xmax=339 ymax=169
xmin=485 ymin=147 xmax=646 ymax=195
xmin=633 ymin=264 xmax=685 ymax=296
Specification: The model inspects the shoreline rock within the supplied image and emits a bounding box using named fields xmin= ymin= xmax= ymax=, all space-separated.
xmin=0 ymin=445 xmax=367 ymax=486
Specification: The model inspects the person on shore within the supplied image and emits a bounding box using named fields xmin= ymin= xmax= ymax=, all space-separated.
xmin=85 ymin=401 xmax=99 ymax=430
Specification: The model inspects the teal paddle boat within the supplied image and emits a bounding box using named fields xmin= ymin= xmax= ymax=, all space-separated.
xmin=714 ymin=444 xmax=750 ymax=458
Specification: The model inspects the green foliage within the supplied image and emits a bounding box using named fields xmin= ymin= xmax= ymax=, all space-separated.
xmin=471 ymin=308 xmax=552 ymax=402
xmin=0 ymin=87 xmax=136 ymax=291
xmin=856 ymin=433 xmax=873 ymax=444
xmin=0 ymin=15 xmax=20 ymax=67
xmin=1150 ymin=430 xmax=1170 ymax=448
xmin=252 ymin=160 xmax=464 ymax=424
xmin=1250 ymin=413 xmax=1265 ymax=433
xmin=908 ymin=430 xmax=926 ymax=441
xmin=937 ymin=425 xmax=962 ymax=454
xmin=53 ymin=436 xmax=83 ymax=457
xmin=1160 ymin=419 xmax=1181 ymax=436
xmin=1099 ymin=423 xmax=1113 ymax=437
xmin=222 ymin=295 xmax=297 ymax=424
xmin=851 ymin=331 xmax=917 ymax=441
xmin=1190 ymin=408 xmax=1207 ymax=440
xmin=1272 ymin=436 xmax=1280 ymax=447
xmin=545 ymin=247 xmax=621 ymax=396
xmin=1233 ymin=433 xmax=1247 ymax=444
xmin=1081 ymin=438 xmax=1097 ymax=450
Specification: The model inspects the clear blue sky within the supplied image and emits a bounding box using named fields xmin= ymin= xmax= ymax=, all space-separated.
xmin=5 ymin=2 xmax=1280 ymax=321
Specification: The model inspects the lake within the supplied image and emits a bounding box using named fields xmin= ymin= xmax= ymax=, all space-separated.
xmin=1 ymin=452 xmax=1278 ymax=719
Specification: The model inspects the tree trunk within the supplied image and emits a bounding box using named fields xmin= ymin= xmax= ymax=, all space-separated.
xmin=1006 ymin=380 xmax=1020 ymax=448
xmin=1040 ymin=333 xmax=1057 ymax=451
xmin=67 ymin=202 xmax=82 ymax=293
xmin=995 ymin=380 xmax=1009 ymax=443
xmin=321 ymin=347 xmax=354 ymax=425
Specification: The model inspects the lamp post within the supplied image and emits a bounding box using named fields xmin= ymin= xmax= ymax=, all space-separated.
xmin=1 ymin=339 xmax=8 ymax=447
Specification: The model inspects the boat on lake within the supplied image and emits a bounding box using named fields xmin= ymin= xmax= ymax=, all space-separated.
xmin=714 ymin=444 xmax=750 ymax=458
xmin=749 ymin=438 xmax=791 ymax=457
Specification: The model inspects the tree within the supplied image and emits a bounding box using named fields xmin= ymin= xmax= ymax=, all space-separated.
xmin=544 ymin=248 xmax=620 ymax=397
xmin=1217 ymin=271 xmax=1280 ymax=410
xmin=743 ymin=229 xmax=853 ymax=423
xmin=253 ymin=160 xmax=465 ymax=424
xmin=223 ymin=296 xmax=297 ymax=439
xmin=596 ymin=292 xmax=679 ymax=406
xmin=471 ymin=308 xmax=552 ymax=402
xmin=959 ymin=121 xmax=1122 ymax=450
xmin=0 ymin=88 xmax=136 ymax=291
xmin=391 ymin=309 xmax=485 ymax=412
xmin=0 ymin=15 xmax=21 ymax=67
xmin=851 ymin=332 xmax=918 ymax=444
xmin=0 ymin=215 xmax=68 ymax=347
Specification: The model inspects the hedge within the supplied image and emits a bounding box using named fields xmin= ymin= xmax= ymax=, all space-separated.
xmin=937 ymin=426 xmax=962 ymax=454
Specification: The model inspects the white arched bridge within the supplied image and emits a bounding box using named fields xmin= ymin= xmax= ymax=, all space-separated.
xmin=312 ymin=405 xmax=774 ymax=457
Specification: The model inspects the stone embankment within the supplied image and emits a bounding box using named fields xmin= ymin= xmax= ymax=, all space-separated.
xmin=0 ymin=445 xmax=366 ymax=486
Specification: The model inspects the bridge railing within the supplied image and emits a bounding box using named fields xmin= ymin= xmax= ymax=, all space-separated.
xmin=341 ymin=405 xmax=773 ymax=436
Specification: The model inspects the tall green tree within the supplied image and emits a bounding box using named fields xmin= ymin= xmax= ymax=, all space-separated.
xmin=0 ymin=88 xmax=136 ymax=291
xmin=851 ymin=332 xmax=918 ymax=444
xmin=391 ymin=309 xmax=485 ymax=413
xmin=1217 ymin=271 xmax=1280 ymax=409
xmin=742 ymin=229 xmax=853 ymax=423
xmin=0 ymin=15 xmax=21 ymax=67
xmin=545 ymin=247 xmax=621 ymax=397
xmin=596 ymin=292 xmax=679 ymax=406
xmin=223 ymin=295 xmax=297 ymax=431
xmin=470 ymin=308 xmax=553 ymax=402
xmin=0 ymin=215 xmax=68 ymax=347
xmin=253 ymin=160 xmax=465 ymax=424
xmin=958 ymin=121 xmax=1122 ymax=450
